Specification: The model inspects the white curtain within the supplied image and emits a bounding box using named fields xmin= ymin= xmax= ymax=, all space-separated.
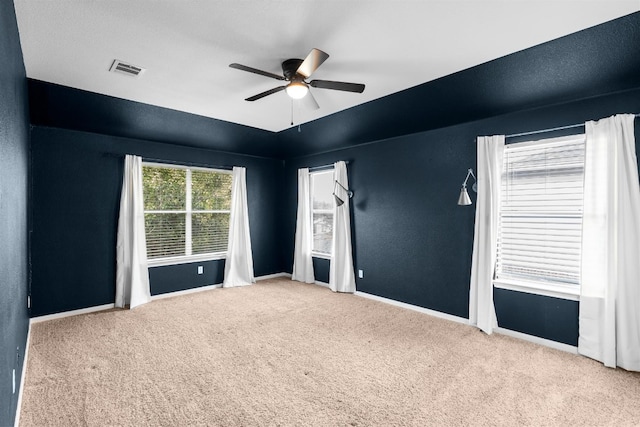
xmin=579 ymin=114 xmax=640 ymax=371
xmin=223 ymin=167 xmax=255 ymax=288
xmin=329 ymin=161 xmax=356 ymax=293
xmin=292 ymin=168 xmax=315 ymax=283
xmin=116 ymin=154 xmax=151 ymax=309
xmin=469 ymin=135 xmax=505 ymax=334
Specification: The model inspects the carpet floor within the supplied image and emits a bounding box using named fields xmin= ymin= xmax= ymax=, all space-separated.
xmin=19 ymin=279 xmax=640 ymax=426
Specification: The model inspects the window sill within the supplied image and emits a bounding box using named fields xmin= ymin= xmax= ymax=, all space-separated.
xmin=148 ymin=252 xmax=226 ymax=268
xmin=311 ymin=252 xmax=332 ymax=260
xmin=493 ymin=279 xmax=580 ymax=301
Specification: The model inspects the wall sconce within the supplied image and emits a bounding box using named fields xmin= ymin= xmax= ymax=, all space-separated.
xmin=333 ymin=181 xmax=353 ymax=207
xmin=458 ymin=168 xmax=477 ymax=206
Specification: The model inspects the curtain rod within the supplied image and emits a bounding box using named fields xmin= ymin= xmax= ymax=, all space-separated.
xmin=142 ymin=157 xmax=233 ymax=171
xmin=101 ymin=153 xmax=234 ymax=170
xmin=506 ymin=113 xmax=640 ymax=139
xmin=308 ymin=160 xmax=349 ymax=172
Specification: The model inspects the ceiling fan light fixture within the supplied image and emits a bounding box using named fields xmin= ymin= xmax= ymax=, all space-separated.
xmin=230 ymin=49 xmax=365 ymax=105
xmin=285 ymin=81 xmax=309 ymax=99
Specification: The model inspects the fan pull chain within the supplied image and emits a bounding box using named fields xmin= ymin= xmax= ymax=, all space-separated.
xmin=290 ymin=100 xmax=301 ymax=132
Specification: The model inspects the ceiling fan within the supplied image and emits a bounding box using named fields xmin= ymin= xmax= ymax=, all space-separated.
xmin=229 ymin=48 xmax=365 ymax=110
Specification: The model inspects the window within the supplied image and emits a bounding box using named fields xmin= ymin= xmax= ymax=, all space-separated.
xmin=142 ymin=163 xmax=232 ymax=266
xmin=494 ymin=134 xmax=585 ymax=299
xmin=310 ymin=169 xmax=334 ymax=256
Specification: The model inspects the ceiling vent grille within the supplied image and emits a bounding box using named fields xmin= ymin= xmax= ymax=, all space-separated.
xmin=109 ymin=60 xmax=145 ymax=77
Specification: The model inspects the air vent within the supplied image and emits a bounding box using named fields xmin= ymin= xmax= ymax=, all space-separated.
xmin=109 ymin=60 xmax=145 ymax=77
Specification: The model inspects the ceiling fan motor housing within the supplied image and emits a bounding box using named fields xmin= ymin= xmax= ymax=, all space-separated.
xmin=282 ymin=58 xmax=304 ymax=81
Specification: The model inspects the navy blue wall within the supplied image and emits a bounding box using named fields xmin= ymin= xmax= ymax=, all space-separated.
xmin=312 ymin=258 xmax=330 ymax=284
xmin=30 ymin=126 xmax=285 ymax=316
xmin=149 ymin=260 xmax=224 ymax=295
xmin=277 ymin=12 xmax=640 ymax=158
xmin=0 ymin=1 xmax=30 ymax=425
xmin=28 ymin=79 xmax=280 ymax=158
xmin=284 ymin=87 xmax=640 ymax=346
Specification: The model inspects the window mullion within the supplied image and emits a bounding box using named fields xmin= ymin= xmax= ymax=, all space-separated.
xmin=185 ymin=169 xmax=192 ymax=256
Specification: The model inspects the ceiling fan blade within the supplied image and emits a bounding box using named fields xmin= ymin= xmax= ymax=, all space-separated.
xmin=245 ymin=86 xmax=286 ymax=101
xmin=300 ymin=89 xmax=319 ymax=110
xmin=229 ymin=63 xmax=285 ymax=81
xmin=309 ymin=79 xmax=365 ymax=93
xmin=296 ymin=48 xmax=329 ymax=78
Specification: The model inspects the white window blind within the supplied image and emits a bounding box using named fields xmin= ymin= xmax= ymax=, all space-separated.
xmin=496 ymin=134 xmax=585 ymax=287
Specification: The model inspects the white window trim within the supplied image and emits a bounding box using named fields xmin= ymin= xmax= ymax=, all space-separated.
xmin=311 ymin=251 xmax=332 ymax=260
xmin=142 ymin=162 xmax=232 ymax=267
xmin=147 ymin=252 xmax=226 ymax=268
xmin=144 ymin=162 xmax=233 ymax=175
xmin=493 ymin=278 xmax=579 ymax=301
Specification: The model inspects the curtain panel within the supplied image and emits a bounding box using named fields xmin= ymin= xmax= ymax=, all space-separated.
xmin=329 ymin=161 xmax=356 ymax=293
xmin=579 ymin=114 xmax=640 ymax=371
xmin=116 ymin=154 xmax=151 ymax=309
xmin=223 ymin=166 xmax=255 ymax=288
xmin=292 ymin=168 xmax=315 ymax=283
xmin=469 ymin=135 xmax=505 ymax=334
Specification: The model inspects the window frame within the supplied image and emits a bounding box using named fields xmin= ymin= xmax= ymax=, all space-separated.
xmin=492 ymin=134 xmax=585 ymax=301
xmin=142 ymin=162 xmax=232 ymax=267
xmin=309 ymin=168 xmax=334 ymax=259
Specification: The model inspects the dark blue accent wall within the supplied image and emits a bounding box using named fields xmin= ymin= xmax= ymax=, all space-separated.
xmin=312 ymin=257 xmax=330 ymax=284
xmin=493 ymin=289 xmax=580 ymax=345
xmin=284 ymin=87 xmax=640 ymax=346
xmin=28 ymin=79 xmax=281 ymax=158
xmin=30 ymin=127 xmax=285 ymax=316
xmin=277 ymin=12 xmax=640 ymax=158
xmin=149 ymin=260 xmax=225 ymax=296
xmin=0 ymin=1 xmax=30 ymax=425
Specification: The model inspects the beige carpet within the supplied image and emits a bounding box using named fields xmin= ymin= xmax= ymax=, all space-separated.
xmin=20 ymin=279 xmax=640 ymax=426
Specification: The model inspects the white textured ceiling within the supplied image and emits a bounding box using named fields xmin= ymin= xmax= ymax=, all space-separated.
xmin=14 ymin=1 xmax=640 ymax=132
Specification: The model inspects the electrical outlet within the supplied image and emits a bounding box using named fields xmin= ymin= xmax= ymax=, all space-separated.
xmin=197 ymin=266 xmax=203 ymax=275
xmin=358 ymin=269 xmax=364 ymax=279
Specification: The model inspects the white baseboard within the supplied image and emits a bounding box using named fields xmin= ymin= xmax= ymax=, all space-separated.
xmin=30 ymin=303 xmax=116 ymax=324
xmin=14 ymin=322 xmax=31 ymax=427
xmin=29 ymin=273 xmax=294 ymax=322
xmin=256 ymin=272 xmax=291 ymax=280
xmin=494 ymin=327 xmax=578 ymax=354
xmin=314 ymin=280 xmax=330 ymax=288
xmin=153 ymin=273 xmax=292 ymax=300
xmin=354 ymin=290 xmax=578 ymax=354
xmin=354 ymin=291 xmax=469 ymax=325
xmin=151 ymin=283 xmax=222 ymax=300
